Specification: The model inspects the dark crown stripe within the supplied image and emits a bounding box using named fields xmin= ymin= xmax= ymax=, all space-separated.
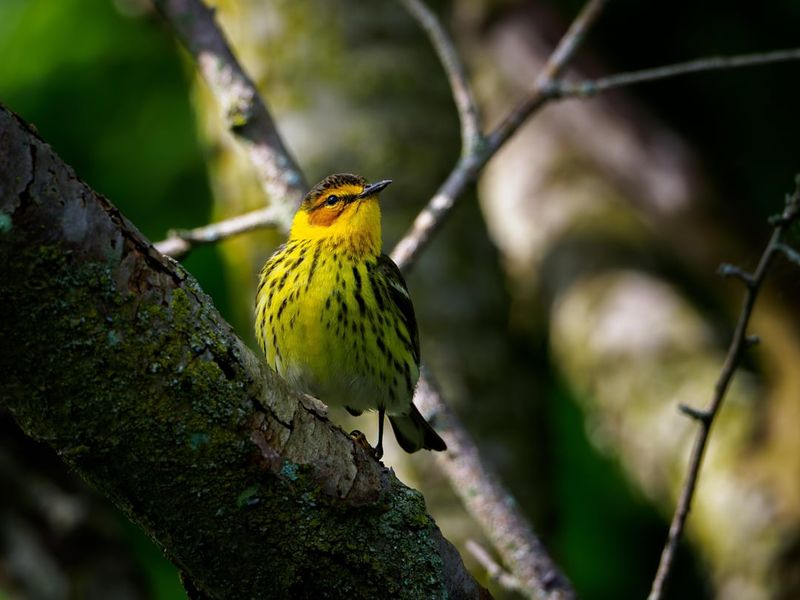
xmin=302 ymin=173 xmax=366 ymax=207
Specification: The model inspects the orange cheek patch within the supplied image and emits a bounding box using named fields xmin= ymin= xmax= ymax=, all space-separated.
xmin=308 ymin=207 xmax=341 ymax=227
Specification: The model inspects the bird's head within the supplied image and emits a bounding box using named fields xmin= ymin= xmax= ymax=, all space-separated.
xmin=290 ymin=173 xmax=391 ymax=253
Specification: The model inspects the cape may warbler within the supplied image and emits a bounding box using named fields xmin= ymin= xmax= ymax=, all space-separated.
xmin=255 ymin=173 xmax=446 ymax=459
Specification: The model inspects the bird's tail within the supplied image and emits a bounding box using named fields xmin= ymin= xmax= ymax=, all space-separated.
xmin=388 ymin=404 xmax=447 ymax=453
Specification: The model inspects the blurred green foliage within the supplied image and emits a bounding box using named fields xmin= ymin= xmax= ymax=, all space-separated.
xmin=549 ymin=377 xmax=709 ymax=599
xmin=0 ymin=0 xmax=231 ymax=320
xmin=0 ymin=1 xmax=218 ymax=597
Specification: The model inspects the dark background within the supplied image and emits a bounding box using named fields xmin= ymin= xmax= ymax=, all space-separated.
xmin=2 ymin=0 xmax=799 ymax=598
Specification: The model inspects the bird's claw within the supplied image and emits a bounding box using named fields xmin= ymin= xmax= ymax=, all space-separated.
xmin=349 ymin=429 xmax=383 ymax=460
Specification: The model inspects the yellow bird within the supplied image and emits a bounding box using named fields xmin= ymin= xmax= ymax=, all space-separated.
xmin=255 ymin=173 xmax=446 ymax=459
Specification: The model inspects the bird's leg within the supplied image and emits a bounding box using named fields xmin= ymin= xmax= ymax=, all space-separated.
xmin=375 ymin=406 xmax=385 ymax=460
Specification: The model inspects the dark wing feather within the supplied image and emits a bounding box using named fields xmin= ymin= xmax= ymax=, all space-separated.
xmin=377 ymin=254 xmax=420 ymax=366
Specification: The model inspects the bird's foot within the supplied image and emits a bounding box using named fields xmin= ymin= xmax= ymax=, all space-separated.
xmin=349 ymin=430 xmax=383 ymax=460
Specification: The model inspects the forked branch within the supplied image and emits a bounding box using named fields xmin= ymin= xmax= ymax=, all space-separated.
xmin=390 ymin=0 xmax=609 ymax=272
xmin=151 ymin=4 xmax=800 ymax=264
xmin=648 ymin=177 xmax=800 ymax=600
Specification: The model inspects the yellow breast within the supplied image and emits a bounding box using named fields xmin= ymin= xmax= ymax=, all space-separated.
xmin=255 ymin=236 xmax=418 ymax=413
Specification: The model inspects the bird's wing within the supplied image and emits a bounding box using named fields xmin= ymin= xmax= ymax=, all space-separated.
xmin=377 ymin=253 xmax=420 ymax=366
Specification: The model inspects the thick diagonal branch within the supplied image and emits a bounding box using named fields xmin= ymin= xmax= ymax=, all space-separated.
xmin=0 ymin=106 xmax=486 ymax=600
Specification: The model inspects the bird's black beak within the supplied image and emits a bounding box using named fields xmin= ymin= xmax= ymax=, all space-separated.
xmin=357 ymin=179 xmax=392 ymax=199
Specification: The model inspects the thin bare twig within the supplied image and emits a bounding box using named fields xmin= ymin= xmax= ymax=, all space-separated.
xmin=152 ymin=0 xmax=306 ymax=257
xmin=486 ymin=0 xmax=609 ymax=153
xmin=154 ymin=206 xmax=284 ymax=258
xmin=465 ymin=540 xmax=525 ymax=594
xmin=717 ymin=263 xmax=756 ymax=288
xmin=551 ymin=48 xmax=800 ymax=98
xmin=648 ymin=178 xmax=800 ymax=600
xmin=391 ymin=0 xmax=609 ymax=272
xmin=399 ymin=0 xmax=482 ymax=153
xmin=417 ymin=374 xmax=576 ymax=600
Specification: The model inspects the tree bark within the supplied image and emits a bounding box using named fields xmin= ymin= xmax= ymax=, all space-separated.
xmin=0 ymin=105 xmax=487 ymax=600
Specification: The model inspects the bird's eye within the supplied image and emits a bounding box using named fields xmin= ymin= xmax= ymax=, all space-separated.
xmin=325 ymin=195 xmax=339 ymax=206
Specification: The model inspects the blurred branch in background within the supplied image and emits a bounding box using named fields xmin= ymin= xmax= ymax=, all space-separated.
xmin=398 ymin=0 xmax=482 ymax=152
xmin=466 ymin=540 xmax=524 ymax=594
xmin=0 ymin=414 xmax=149 ymax=600
xmin=389 ymin=0 xmax=609 ymax=273
xmin=649 ymin=178 xmax=800 ymax=600
xmin=152 ymin=0 xmax=609 ymax=268
xmin=417 ymin=374 xmax=574 ymax=600
xmin=150 ymin=4 xmax=800 ymax=271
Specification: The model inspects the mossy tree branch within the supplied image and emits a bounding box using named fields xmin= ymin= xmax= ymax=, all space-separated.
xmin=0 ymin=106 xmax=487 ymax=599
